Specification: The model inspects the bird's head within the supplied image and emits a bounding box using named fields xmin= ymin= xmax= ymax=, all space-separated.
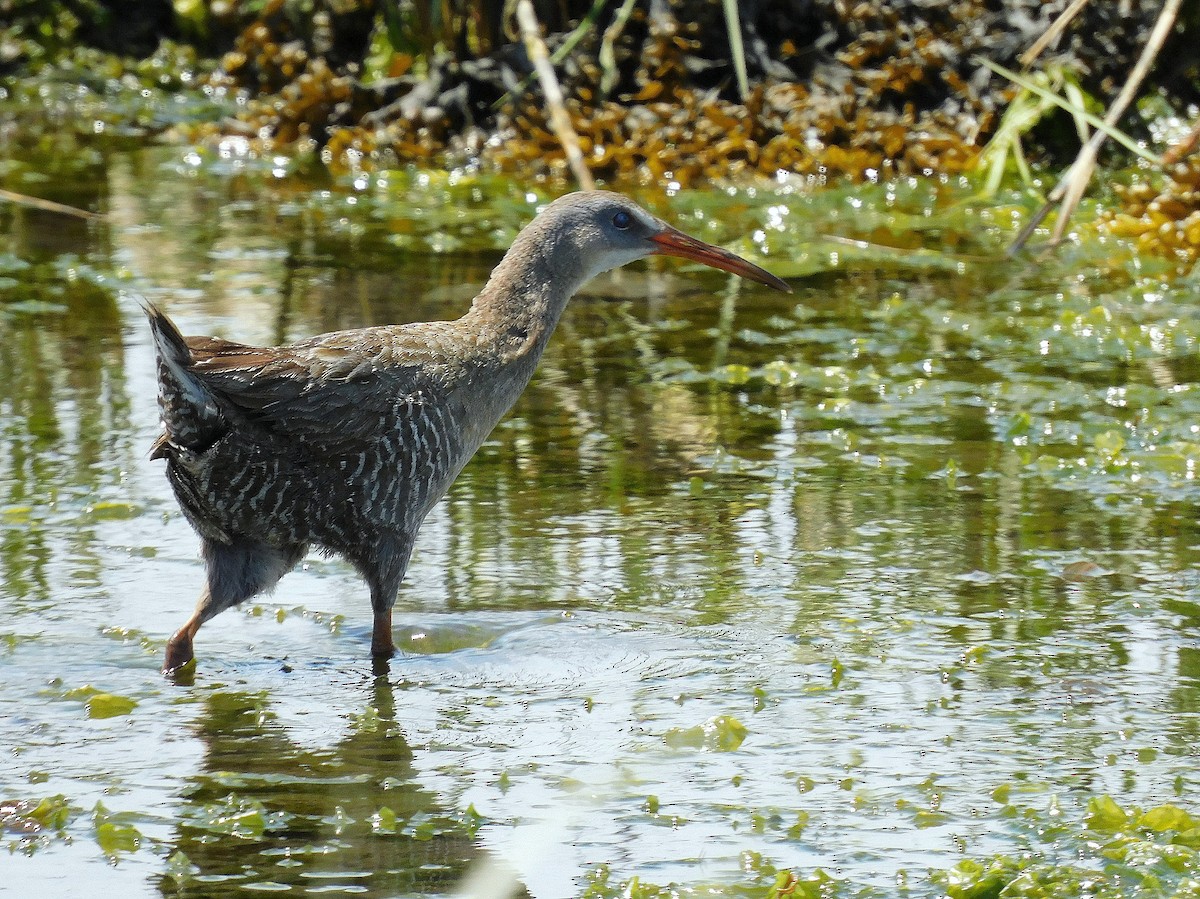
xmin=531 ymin=191 xmax=791 ymax=293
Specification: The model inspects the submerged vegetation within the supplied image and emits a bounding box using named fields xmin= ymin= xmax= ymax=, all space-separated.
xmin=581 ymin=793 xmax=1200 ymax=898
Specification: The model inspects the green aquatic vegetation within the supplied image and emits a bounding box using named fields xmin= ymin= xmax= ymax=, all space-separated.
xmin=0 ymin=43 xmax=227 ymax=143
xmin=184 ymin=795 xmax=282 ymax=840
xmin=0 ymin=254 xmax=120 ymax=328
xmin=629 ymin=178 xmax=1200 ymax=514
xmin=933 ymin=796 xmax=1200 ymax=899
xmin=82 ymin=500 xmax=142 ymax=521
xmin=1 ymin=795 xmax=72 ymax=854
xmin=663 ymin=715 xmax=748 ymax=751
xmin=1 ymin=795 xmax=71 ymax=832
xmin=93 ymin=822 xmax=140 ymax=853
xmin=402 ymin=810 xmax=438 ymax=841
xmin=86 ymin=692 xmax=137 ymax=719
xmin=576 ymin=796 xmax=1200 ymax=899
xmin=4 ymin=144 xmax=1200 ymax=896
xmin=583 ymin=859 xmax=840 ymax=899
xmin=371 ymin=805 xmax=399 ymax=834
xmin=60 ymin=683 xmax=100 ymax=701
xmin=92 ymin=802 xmax=142 ymax=856
xmin=0 ymin=632 xmax=35 ymax=652
xmin=99 ymin=625 xmax=158 ymax=653
xmin=53 ymin=682 xmax=138 ymax=718
xmin=163 ymin=849 xmax=197 ymax=884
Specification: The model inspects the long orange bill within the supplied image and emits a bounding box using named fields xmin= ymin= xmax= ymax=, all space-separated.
xmin=648 ymin=225 xmax=792 ymax=292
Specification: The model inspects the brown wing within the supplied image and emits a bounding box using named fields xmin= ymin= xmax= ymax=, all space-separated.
xmin=182 ymin=326 xmax=462 ymax=458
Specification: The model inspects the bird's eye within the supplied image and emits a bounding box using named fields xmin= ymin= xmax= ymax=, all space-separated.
xmin=611 ymin=211 xmax=632 ymax=230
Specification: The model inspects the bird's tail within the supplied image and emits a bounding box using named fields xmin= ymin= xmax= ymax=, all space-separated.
xmin=144 ymin=302 xmax=224 ymax=459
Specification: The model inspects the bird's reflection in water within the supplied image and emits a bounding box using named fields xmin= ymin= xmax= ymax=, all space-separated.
xmin=158 ymin=664 xmax=502 ymax=898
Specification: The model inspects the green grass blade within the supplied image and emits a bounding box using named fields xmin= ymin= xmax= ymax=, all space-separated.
xmin=722 ymin=0 xmax=749 ymax=101
xmin=976 ymin=57 xmax=1162 ymax=164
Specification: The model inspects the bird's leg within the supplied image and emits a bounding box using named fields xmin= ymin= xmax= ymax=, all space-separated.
xmin=371 ymin=608 xmax=395 ymax=658
xmin=368 ymin=576 xmax=399 ymax=659
xmin=162 ymin=539 xmax=306 ymax=676
xmin=164 ymin=607 xmax=204 ymax=673
xmin=358 ymin=532 xmax=413 ymax=661
xmin=163 ymin=583 xmax=215 ymax=676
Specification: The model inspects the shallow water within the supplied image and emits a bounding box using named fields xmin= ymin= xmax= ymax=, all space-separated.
xmin=2 ymin=147 xmax=1199 ymax=897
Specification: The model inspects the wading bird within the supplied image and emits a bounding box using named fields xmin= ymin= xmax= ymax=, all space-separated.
xmin=148 ymin=190 xmax=789 ymax=674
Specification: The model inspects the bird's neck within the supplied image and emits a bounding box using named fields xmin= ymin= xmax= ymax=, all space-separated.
xmin=462 ymin=236 xmax=584 ymax=370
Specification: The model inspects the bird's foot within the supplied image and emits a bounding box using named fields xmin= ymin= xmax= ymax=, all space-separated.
xmin=163 ymin=631 xmax=196 ymax=680
xmin=164 ymin=659 xmax=197 ymax=686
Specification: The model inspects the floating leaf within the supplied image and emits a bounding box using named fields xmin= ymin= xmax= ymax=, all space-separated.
xmin=165 ymin=850 xmax=196 ymax=883
xmin=1085 ymin=794 xmax=1129 ymax=833
xmin=830 ymin=658 xmax=845 ymax=688
xmin=95 ymin=821 xmax=141 ymax=854
xmin=29 ymin=795 xmax=72 ymax=830
xmin=914 ymin=809 xmax=949 ymax=828
xmin=63 ymin=684 xmax=101 ymax=702
xmin=371 ymin=806 xmax=398 ymax=834
xmin=83 ymin=501 xmax=142 ymax=521
xmin=402 ymin=812 xmax=437 ymax=842
xmin=763 ymin=359 xmax=801 ymax=387
xmin=787 ymin=810 xmax=810 ymax=839
xmin=190 ymin=796 xmax=271 ymax=839
xmin=715 ymin=363 xmax=752 ymax=385
xmin=1140 ymin=804 xmax=1196 ymax=833
xmin=1 ymin=796 xmax=71 ymax=834
xmin=86 ymin=693 xmax=137 ymax=719
xmin=663 ymin=715 xmax=748 ymax=751
xmin=1093 ymin=430 xmax=1126 ymax=458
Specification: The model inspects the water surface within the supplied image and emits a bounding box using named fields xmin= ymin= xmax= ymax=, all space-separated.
xmin=2 ymin=148 xmax=1199 ymax=897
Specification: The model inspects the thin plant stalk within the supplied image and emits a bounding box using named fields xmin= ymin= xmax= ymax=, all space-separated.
xmin=1002 ymin=0 xmax=1181 ymax=251
xmin=1019 ymin=0 xmax=1092 ymax=67
xmin=977 ymin=69 xmax=1064 ymax=195
xmin=599 ymin=0 xmax=638 ymax=97
xmin=0 ymin=188 xmax=104 ymax=220
xmin=495 ymin=0 xmax=608 ymax=109
xmin=721 ymin=0 xmax=749 ymax=101
xmin=516 ymin=0 xmax=596 ymax=189
xmin=977 ymin=57 xmax=1160 ymax=165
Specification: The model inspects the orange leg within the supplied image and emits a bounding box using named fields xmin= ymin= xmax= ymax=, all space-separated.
xmin=162 ymin=539 xmax=305 ymax=675
xmin=371 ymin=608 xmax=395 ymax=658
xmin=163 ymin=608 xmax=204 ymax=674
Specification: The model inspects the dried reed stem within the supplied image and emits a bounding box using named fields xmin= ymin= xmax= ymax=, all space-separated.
xmin=516 ymin=0 xmax=596 ymax=190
